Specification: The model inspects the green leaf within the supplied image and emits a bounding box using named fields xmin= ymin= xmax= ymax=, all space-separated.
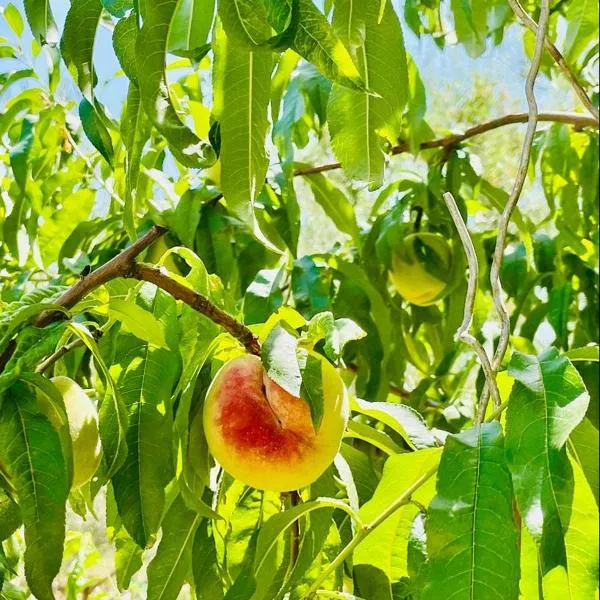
xmin=301 ymin=171 xmax=360 ymax=241
xmin=121 ymin=83 xmax=151 ymax=240
xmin=548 ymin=282 xmax=572 ymax=348
xmin=193 ymin=520 xmax=225 ymax=600
xmin=564 ymin=0 xmax=598 ymax=65
xmin=354 ymin=448 xmax=441 ymax=600
xmin=450 ymin=0 xmax=487 ymax=58
xmin=0 ymin=302 xmax=69 ymax=354
xmin=147 ymin=495 xmax=201 ymax=600
xmin=23 ymin=0 xmax=59 ymax=45
xmin=350 ymin=396 xmax=437 ymax=450
xmin=339 ymin=442 xmax=379 ymax=505
xmin=136 ymin=0 xmax=215 ymax=167
xmin=0 ymin=487 xmax=21 ymax=541
xmin=567 ymin=344 xmax=599 ymax=362
xmin=298 ymin=349 xmax=325 ymax=431
xmin=261 ymin=321 xmax=302 ymax=395
xmin=2 ymin=4 xmax=24 ymax=37
xmin=113 ymin=12 xmax=138 ymax=84
xmin=102 ymin=0 xmax=132 ymax=17
xmin=0 ymin=382 xmax=69 ymax=600
xmin=9 ymin=117 xmax=34 ymax=193
xmin=423 ymin=423 xmax=519 ymax=600
xmin=306 ymin=312 xmax=366 ymax=362
xmin=244 ymin=267 xmax=285 ymax=325
xmin=269 ymin=0 xmax=365 ymax=91
xmin=168 ymin=0 xmax=215 ymax=56
xmin=111 ymin=289 xmax=180 ymax=548
xmin=61 ymin=0 xmax=103 ymax=99
xmin=216 ymin=26 xmax=272 ymax=224
xmin=254 ymin=497 xmax=360 ymax=586
xmin=329 ymin=0 xmax=407 ymax=188
xmin=79 ymin=97 xmax=115 ymax=166
xmin=569 ymin=417 xmax=599 ymax=505
xmin=505 ymin=348 xmax=592 ymax=597
xmin=114 ymin=528 xmax=143 ymax=591
xmin=345 ymin=420 xmax=402 ymax=455
xmin=108 ymin=298 xmax=168 ymax=349
xmin=218 ymin=0 xmax=270 ymax=46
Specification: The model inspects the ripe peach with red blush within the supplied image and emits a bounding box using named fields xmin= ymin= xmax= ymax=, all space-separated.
xmin=203 ymin=353 xmax=348 ymax=491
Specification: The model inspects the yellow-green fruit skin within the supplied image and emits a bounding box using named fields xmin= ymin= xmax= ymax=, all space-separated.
xmin=51 ymin=377 xmax=102 ymax=490
xmin=389 ymin=233 xmax=452 ymax=306
xmin=203 ymin=354 xmax=348 ymax=492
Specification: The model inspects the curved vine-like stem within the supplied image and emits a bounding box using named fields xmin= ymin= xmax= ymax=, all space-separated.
xmin=442 ymin=192 xmax=501 ymax=414
xmin=479 ymin=0 xmax=551 ymax=420
xmin=293 ymin=111 xmax=598 ymax=177
xmin=507 ymin=0 xmax=599 ymax=123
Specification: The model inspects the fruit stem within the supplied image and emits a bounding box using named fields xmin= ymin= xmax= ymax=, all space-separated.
xmin=302 ymin=465 xmax=438 ymax=598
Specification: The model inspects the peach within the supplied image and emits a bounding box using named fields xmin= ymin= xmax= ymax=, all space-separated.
xmin=389 ymin=232 xmax=453 ymax=306
xmin=49 ymin=377 xmax=102 ymax=489
xmin=203 ymin=353 xmax=348 ymax=491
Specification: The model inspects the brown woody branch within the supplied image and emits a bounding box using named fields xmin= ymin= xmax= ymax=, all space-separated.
xmin=33 ymin=225 xmax=167 ymax=328
xmin=293 ymin=111 xmax=598 ymax=177
xmin=130 ymin=263 xmax=260 ymax=355
xmin=1 ymin=225 xmax=260 ymax=374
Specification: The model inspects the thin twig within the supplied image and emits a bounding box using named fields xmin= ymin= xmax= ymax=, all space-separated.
xmin=64 ymin=129 xmax=125 ymax=207
xmin=35 ymin=338 xmax=84 ymax=374
xmin=293 ymin=111 xmax=598 ymax=177
xmin=302 ymin=465 xmax=438 ymax=598
xmin=507 ymin=0 xmax=599 ymax=122
xmin=479 ymin=0 xmax=551 ymax=420
xmin=442 ymin=192 xmax=501 ymax=416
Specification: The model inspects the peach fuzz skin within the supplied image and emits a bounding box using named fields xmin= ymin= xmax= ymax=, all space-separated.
xmin=203 ymin=354 xmax=348 ymax=492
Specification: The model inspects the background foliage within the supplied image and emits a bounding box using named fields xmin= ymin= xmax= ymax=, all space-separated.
xmin=0 ymin=0 xmax=598 ymax=598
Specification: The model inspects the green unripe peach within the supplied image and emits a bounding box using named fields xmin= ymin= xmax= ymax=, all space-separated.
xmin=50 ymin=377 xmax=102 ymax=490
xmin=389 ymin=232 xmax=454 ymax=306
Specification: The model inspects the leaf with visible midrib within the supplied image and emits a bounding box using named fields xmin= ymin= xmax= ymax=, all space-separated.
xmin=23 ymin=0 xmax=59 ymax=45
xmin=168 ymin=0 xmax=215 ymax=55
xmin=61 ymin=0 xmax=103 ymax=99
xmin=329 ymin=0 xmax=408 ymax=189
xmin=0 ymin=382 xmax=69 ymax=600
xmin=136 ymin=0 xmax=215 ymax=167
xmin=216 ymin=25 xmax=272 ymax=225
xmin=423 ymin=423 xmax=519 ymax=600
xmin=121 ymin=83 xmax=151 ymax=240
xmin=146 ymin=495 xmax=201 ymax=600
xmin=506 ymin=349 xmax=594 ymax=598
xmin=111 ymin=288 xmax=180 ymax=548
xmin=354 ymin=449 xmax=441 ymax=600
xmin=113 ymin=12 xmax=138 ymax=84
xmin=269 ymin=0 xmax=365 ymax=91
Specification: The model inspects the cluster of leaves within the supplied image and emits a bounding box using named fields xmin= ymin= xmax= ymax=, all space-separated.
xmin=0 ymin=0 xmax=598 ymax=598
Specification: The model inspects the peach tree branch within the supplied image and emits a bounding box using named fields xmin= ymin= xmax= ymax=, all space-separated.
xmin=507 ymin=0 xmax=599 ymax=123
xmin=293 ymin=111 xmax=598 ymax=177
xmin=0 ymin=225 xmax=260 ymax=374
